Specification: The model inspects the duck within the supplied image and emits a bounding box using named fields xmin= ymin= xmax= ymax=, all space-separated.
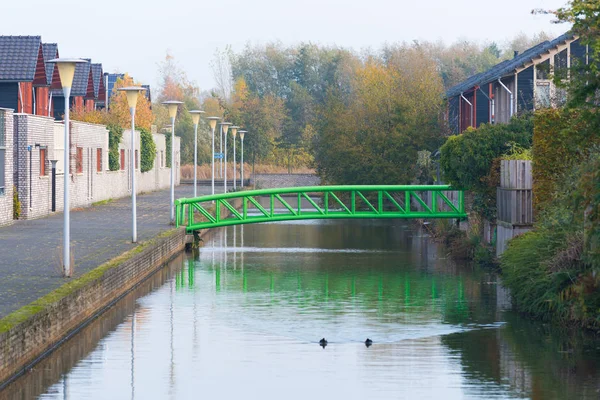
xmin=365 ymin=338 xmax=373 ymax=348
xmin=319 ymin=338 xmax=328 ymax=348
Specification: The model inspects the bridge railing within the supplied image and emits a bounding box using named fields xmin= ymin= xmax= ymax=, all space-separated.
xmin=175 ymin=185 xmax=466 ymax=232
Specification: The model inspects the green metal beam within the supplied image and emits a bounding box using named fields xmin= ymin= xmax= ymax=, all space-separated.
xmin=175 ymin=185 xmax=467 ymax=232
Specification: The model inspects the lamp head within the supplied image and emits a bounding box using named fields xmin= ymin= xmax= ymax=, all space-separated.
xmin=221 ymin=122 xmax=232 ymax=135
xmin=48 ymin=58 xmax=87 ymax=89
xmin=238 ymin=130 xmax=247 ymax=141
xmin=161 ymin=100 xmax=183 ymax=119
xmin=207 ymin=116 xmax=221 ymax=130
xmin=118 ymin=86 xmax=147 ymax=109
xmin=230 ymin=126 xmax=240 ymax=137
xmin=189 ymin=110 xmax=205 ymax=126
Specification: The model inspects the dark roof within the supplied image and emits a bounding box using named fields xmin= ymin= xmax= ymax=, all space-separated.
xmin=91 ymin=63 xmax=103 ymax=98
xmin=42 ymin=43 xmax=58 ymax=85
xmin=71 ymin=59 xmax=91 ymax=97
xmin=446 ymin=32 xmax=575 ymax=98
xmin=0 ymin=36 xmax=42 ymax=81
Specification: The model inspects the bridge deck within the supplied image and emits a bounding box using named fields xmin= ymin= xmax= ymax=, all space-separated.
xmin=175 ymin=185 xmax=467 ymax=232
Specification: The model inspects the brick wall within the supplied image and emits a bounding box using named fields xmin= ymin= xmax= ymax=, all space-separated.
xmin=12 ymin=115 xmax=181 ymax=220
xmin=0 ymin=228 xmax=187 ymax=386
xmin=250 ymin=173 xmax=320 ymax=189
xmin=0 ymin=108 xmax=13 ymax=226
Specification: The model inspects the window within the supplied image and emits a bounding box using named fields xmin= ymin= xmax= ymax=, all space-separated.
xmin=120 ymin=149 xmax=125 ymax=171
xmin=135 ymin=150 xmax=139 ymax=169
xmin=76 ymin=147 xmax=83 ymax=173
xmin=40 ymin=148 xmax=47 ymax=176
xmin=0 ymin=110 xmax=5 ymax=195
xmin=97 ymin=148 xmax=102 ymax=172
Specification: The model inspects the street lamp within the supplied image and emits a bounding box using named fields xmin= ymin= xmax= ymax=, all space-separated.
xmin=189 ymin=110 xmax=205 ymax=198
xmin=162 ymin=100 xmax=183 ymax=224
xmin=48 ymin=58 xmax=86 ymax=277
xmin=220 ymin=122 xmax=231 ymax=193
xmin=230 ymin=126 xmax=239 ymax=191
xmin=238 ymin=130 xmax=247 ymax=188
xmin=206 ymin=117 xmax=221 ymax=196
xmin=118 ymin=86 xmax=146 ymax=243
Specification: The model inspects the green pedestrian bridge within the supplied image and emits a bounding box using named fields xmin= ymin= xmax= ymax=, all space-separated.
xmin=175 ymin=185 xmax=466 ymax=232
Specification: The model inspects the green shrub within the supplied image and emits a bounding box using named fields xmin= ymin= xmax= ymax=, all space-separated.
xmin=440 ymin=114 xmax=533 ymax=192
xmin=140 ymin=128 xmax=156 ymax=173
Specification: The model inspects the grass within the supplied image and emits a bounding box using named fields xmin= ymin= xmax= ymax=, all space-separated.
xmin=91 ymin=198 xmax=113 ymax=207
xmin=180 ymin=163 xmax=315 ymax=180
xmin=0 ymin=227 xmax=182 ymax=334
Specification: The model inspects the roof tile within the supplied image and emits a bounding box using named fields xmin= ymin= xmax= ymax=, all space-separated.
xmin=0 ymin=36 xmax=42 ymax=81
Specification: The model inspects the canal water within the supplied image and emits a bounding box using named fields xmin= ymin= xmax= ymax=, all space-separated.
xmin=3 ymin=219 xmax=600 ymax=399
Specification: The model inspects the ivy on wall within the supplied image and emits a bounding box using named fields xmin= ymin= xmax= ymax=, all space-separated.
xmin=140 ymin=128 xmax=156 ymax=173
xmin=108 ymin=124 xmax=123 ymax=171
xmin=165 ymin=133 xmax=172 ymax=168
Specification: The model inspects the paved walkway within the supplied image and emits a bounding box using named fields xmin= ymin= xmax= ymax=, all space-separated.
xmin=0 ymin=184 xmax=212 ymax=318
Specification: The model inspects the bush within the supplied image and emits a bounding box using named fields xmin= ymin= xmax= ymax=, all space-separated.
xmin=533 ymin=109 xmax=599 ymax=213
xmin=440 ymin=114 xmax=533 ymax=192
xmin=140 ymin=128 xmax=156 ymax=173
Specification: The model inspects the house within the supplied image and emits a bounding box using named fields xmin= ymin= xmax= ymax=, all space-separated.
xmin=446 ymin=33 xmax=588 ymax=133
xmin=91 ymin=63 xmax=106 ymax=110
xmin=42 ymin=43 xmax=60 ymax=117
xmin=0 ymin=36 xmax=50 ymax=116
xmin=104 ymin=73 xmax=151 ymax=109
xmin=52 ymin=58 xmax=94 ymax=118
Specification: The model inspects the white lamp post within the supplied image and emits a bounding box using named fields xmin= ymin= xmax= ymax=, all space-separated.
xmin=238 ymin=130 xmax=246 ymax=188
xmin=118 ymin=86 xmax=146 ymax=243
xmin=207 ymin=117 xmax=220 ymax=196
xmin=230 ymin=126 xmax=239 ymax=191
xmin=189 ymin=110 xmax=205 ymax=198
xmin=162 ymin=100 xmax=183 ymax=224
xmin=49 ymin=58 xmax=86 ymax=277
xmin=220 ymin=122 xmax=231 ymax=193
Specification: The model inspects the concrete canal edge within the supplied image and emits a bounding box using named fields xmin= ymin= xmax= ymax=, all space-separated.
xmin=0 ymin=227 xmax=188 ymax=388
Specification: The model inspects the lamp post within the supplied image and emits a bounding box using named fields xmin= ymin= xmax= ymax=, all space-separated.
xmin=238 ymin=130 xmax=246 ymax=188
xmin=230 ymin=126 xmax=239 ymax=191
xmin=48 ymin=58 xmax=86 ymax=277
xmin=118 ymin=86 xmax=146 ymax=243
xmin=189 ymin=110 xmax=205 ymax=198
xmin=207 ymin=117 xmax=221 ymax=196
xmin=220 ymin=122 xmax=231 ymax=193
xmin=162 ymin=100 xmax=183 ymax=224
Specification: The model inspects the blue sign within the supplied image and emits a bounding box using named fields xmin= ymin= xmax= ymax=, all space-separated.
xmin=214 ymin=153 xmax=224 ymax=159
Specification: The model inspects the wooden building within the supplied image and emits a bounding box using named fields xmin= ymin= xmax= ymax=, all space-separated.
xmin=0 ymin=36 xmax=50 ymax=116
xmin=446 ymin=33 xmax=587 ymax=133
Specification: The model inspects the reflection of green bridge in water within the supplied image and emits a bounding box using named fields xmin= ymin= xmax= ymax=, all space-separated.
xmin=175 ymin=185 xmax=467 ymax=232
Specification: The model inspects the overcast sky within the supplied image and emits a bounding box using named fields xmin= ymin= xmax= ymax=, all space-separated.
xmin=2 ymin=0 xmax=568 ymax=93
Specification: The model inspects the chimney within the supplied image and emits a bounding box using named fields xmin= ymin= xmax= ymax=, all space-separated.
xmin=514 ymin=50 xmax=519 ymax=58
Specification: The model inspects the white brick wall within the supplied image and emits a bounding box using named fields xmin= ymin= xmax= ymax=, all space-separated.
xmin=0 ymin=108 xmax=14 ymax=226
xmin=12 ymin=115 xmax=180 ymax=220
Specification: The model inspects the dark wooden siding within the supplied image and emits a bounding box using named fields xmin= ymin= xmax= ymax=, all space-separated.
xmin=0 ymin=83 xmax=18 ymax=111
xmin=475 ymin=89 xmax=489 ymax=127
xmin=517 ymin=66 xmax=534 ymax=113
xmin=448 ymin=96 xmax=459 ymax=134
xmin=459 ymin=91 xmax=475 ymax=132
xmin=53 ymin=96 xmax=65 ymax=120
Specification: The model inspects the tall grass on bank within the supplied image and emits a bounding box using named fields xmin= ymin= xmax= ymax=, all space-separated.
xmin=180 ymin=164 xmax=316 ymax=180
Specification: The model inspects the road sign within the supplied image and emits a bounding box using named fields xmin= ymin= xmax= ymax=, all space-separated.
xmin=214 ymin=153 xmax=224 ymax=159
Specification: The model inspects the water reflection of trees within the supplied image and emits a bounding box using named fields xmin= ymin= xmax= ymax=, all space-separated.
xmin=441 ymin=313 xmax=600 ymax=399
